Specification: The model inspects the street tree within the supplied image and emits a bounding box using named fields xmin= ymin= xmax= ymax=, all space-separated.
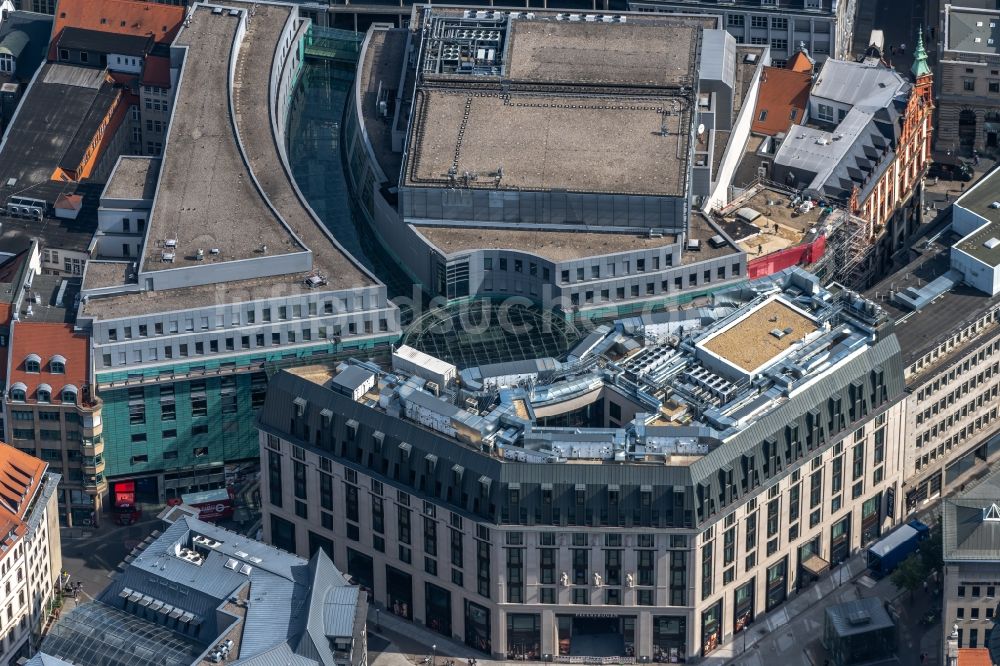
xmin=891 ymin=552 xmax=926 ymax=600
xmin=918 ymin=528 xmax=943 ymax=576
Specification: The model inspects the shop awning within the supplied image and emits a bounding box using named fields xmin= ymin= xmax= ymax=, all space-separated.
xmin=802 ymin=554 xmax=829 ymax=576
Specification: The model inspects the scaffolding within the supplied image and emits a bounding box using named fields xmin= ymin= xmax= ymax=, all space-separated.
xmin=712 ymin=178 xmax=877 ymax=290
xmin=819 ymin=209 xmax=876 ymax=291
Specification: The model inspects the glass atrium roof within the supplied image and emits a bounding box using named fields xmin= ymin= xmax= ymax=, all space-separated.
xmin=401 ymin=301 xmax=583 ymax=369
xmin=40 ymin=603 xmax=205 ymax=666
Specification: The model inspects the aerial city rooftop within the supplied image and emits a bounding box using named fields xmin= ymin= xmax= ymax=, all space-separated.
xmin=2 ymin=0 xmax=1000 ymax=664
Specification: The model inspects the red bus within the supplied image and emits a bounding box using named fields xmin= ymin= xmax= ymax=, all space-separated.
xmin=113 ymin=481 xmax=141 ymax=525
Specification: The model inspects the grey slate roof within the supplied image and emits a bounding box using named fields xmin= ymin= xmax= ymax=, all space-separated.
xmin=36 ymin=515 xmax=364 ymax=666
xmin=811 ymin=60 xmax=906 ymax=112
xmin=943 ymin=467 xmax=1000 ymax=562
xmin=774 ymin=59 xmax=907 ymax=202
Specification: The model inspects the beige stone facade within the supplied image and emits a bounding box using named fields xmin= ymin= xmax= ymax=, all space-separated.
xmin=261 ymin=399 xmax=906 ymax=662
xmin=935 ymin=5 xmax=1000 ymax=154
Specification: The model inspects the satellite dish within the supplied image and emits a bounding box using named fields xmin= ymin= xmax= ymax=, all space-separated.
xmin=697 ymin=123 xmax=705 ymax=135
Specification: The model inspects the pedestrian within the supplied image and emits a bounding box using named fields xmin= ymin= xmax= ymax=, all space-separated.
xmin=923 ymin=581 xmax=928 ymax=594
xmin=900 ymin=43 xmax=906 ymax=54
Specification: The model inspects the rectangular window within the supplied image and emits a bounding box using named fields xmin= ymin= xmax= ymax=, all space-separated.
xmin=190 ymin=381 xmax=207 ymax=417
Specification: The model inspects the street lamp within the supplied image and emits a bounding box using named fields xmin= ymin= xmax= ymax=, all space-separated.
xmin=432 ymin=644 xmax=437 ymax=666
xmin=376 ymin=607 xmax=381 ymax=633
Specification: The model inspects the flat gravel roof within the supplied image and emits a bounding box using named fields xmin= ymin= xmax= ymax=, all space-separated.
xmin=102 ymin=156 xmax=159 ymax=201
xmin=144 ymin=7 xmax=303 ymax=272
xmin=700 ymin=298 xmax=818 ymax=373
xmin=406 ymin=89 xmax=690 ymax=195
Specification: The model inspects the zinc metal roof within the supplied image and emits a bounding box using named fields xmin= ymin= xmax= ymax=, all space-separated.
xmin=825 ymin=597 xmax=895 ymax=638
xmin=943 ymin=467 xmax=1000 ymax=562
xmin=947 ymin=7 xmax=1000 ymax=54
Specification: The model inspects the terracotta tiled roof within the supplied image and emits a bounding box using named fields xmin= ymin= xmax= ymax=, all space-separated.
xmin=48 ymin=0 xmax=184 ymax=62
xmin=9 ymin=322 xmax=89 ymax=404
xmin=957 ymin=649 xmax=993 ymax=666
xmin=788 ymin=50 xmax=815 ymax=73
xmin=0 ymin=441 xmax=46 ymax=561
xmin=751 ymin=66 xmax=812 ymax=137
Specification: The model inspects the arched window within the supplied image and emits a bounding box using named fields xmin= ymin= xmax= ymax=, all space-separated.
xmin=61 ymin=385 xmax=78 ymax=404
xmin=9 ymin=383 xmax=26 ymax=401
xmin=37 ymin=383 xmax=51 ymax=403
xmin=24 ymin=353 xmax=41 ymax=373
xmin=50 ymin=355 xmax=67 ymax=374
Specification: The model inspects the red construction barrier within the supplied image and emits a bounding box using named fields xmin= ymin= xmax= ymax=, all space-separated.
xmin=747 ymin=235 xmax=826 ymax=279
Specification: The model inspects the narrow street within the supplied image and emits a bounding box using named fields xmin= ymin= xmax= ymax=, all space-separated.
xmin=853 ymin=0 xmax=931 ymax=67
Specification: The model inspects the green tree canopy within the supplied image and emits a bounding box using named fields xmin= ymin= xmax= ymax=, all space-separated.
xmin=890 ymin=552 xmax=926 ymax=599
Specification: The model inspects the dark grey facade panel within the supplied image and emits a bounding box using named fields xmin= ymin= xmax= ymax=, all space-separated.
xmin=400 ymin=187 xmax=687 ymax=231
xmin=259 ymin=332 xmax=903 ymax=531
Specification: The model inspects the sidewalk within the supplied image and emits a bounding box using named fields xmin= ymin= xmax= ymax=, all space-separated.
xmin=366 ymin=553 xmax=869 ymax=666
xmin=368 ymin=607 xmax=495 ymax=666
xmin=703 ymin=553 xmax=870 ymax=665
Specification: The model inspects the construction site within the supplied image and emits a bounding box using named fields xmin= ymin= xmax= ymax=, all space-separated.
xmin=710 ymin=178 xmax=877 ymax=291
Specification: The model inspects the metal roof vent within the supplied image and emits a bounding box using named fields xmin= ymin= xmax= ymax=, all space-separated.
xmin=984 ymin=238 xmax=1000 ymax=250
xmin=989 ymin=201 xmax=1000 ymax=209
xmin=847 ymin=609 xmax=871 ymax=626
xmin=984 ymin=503 xmax=1000 ymax=522
xmin=770 ymin=328 xmax=786 ymax=339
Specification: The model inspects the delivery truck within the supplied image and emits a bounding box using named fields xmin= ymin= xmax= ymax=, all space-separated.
xmin=866 ymin=519 xmax=930 ymax=578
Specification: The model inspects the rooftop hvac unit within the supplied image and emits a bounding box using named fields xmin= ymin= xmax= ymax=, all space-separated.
xmin=989 ymin=201 xmax=1000 ymax=209
xmin=161 ymin=251 xmax=175 ymax=262
xmin=164 ymin=238 xmax=177 ymax=248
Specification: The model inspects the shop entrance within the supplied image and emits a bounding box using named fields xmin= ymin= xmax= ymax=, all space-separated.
xmin=558 ymin=615 xmax=634 ymax=658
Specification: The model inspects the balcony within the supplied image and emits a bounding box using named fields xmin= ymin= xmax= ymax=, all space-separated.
xmin=83 ymin=473 xmax=107 ymax=494
xmin=82 ymin=456 xmax=106 ymax=477
xmin=81 ymin=437 xmax=105 ymax=458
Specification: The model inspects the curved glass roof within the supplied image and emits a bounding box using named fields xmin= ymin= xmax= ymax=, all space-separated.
xmin=40 ymin=603 xmax=204 ymax=666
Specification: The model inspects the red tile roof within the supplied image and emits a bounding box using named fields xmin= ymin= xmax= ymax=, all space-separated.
xmin=9 ymin=322 xmax=90 ymax=405
xmin=141 ymin=54 xmax=170 ymax=88
xmin=0 ymin=441 xmax=46 ymax=561
xmin=751 ymin=66 xmax=812 ymax=137
xmin=958 ymin=649 xmax=993 ymax=666
xmin=48 ymin=0 xmax=185 ymax=62
xmin=788 ymin=50 xmax=815 ymax=73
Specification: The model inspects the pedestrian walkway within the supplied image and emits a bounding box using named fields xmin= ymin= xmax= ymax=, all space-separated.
xmin=368 ymin=608 xmax=490 ymax=666
xmin=705 ymin=553 xmax=870 ymax=664
xmin=366 ymin=554 xmax=870 ymax=666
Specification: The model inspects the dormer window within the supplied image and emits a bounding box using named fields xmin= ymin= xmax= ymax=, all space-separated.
xmin=9 ymin=383 xmax=26 ymax=402
xmin=61 ymin=385 xmax=78 ymax=404
xmin=24 ymin=354 xmax=40 ymax=373
xmin=37 ymin=384 xmax=52 ymax=403
xmin=50 ymin=355 xmax=67 ymax=374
